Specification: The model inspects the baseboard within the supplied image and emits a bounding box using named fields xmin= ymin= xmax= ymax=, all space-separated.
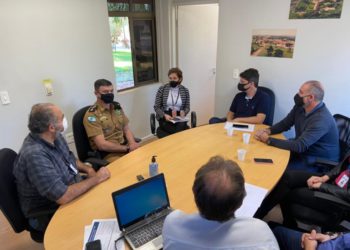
xmin=141 ymin=134 xmax=157 ymax=142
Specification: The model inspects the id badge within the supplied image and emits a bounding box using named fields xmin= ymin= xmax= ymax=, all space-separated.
xmin=69 ymin=163 xmax=78 ymax=175
xmin=335 ymin=170 xmax=349 ymax=188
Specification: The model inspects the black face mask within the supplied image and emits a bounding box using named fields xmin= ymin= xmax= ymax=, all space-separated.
xmin=237 ymin=83 xmax=250 ymax=92
xmin=100 ymin=93 xmax=114 ymax=104
xmin=169 ymin=81 xmax=178 ymax=88
xmin=294 ymin=93 xmax=304 ymax=107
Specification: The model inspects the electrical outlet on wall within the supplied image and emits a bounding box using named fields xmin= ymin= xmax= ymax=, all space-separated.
xmin=233 ymin=69 xmax=240 ymax=79
xmin=0 ymin=91 xmax=11 ymax=105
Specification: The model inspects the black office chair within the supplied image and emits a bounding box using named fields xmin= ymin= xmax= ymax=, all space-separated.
xmin=150 ymin=111 xmax=197 ymax=138
xmin=289 ymin=150 xmax=350 ymax=232
xmin=258 ymin=86 xmax=275 ymax=126
xmin=0 ymin=148 xmax=55 ymax=243
xmin=334 ymin=114 xmax=350 ymax=160
xmin=314 ymin=114 xmax=350 ymax=171
xmin=72 ymin=106 xmax=109 ymax=170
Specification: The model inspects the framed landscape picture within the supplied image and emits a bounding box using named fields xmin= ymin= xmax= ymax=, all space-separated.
xmin=289 ymin=0 xmax=343 ymax=19
xmin=250 ymin=29 xmax=297 ymax=59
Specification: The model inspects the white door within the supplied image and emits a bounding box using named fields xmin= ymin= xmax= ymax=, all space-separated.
xmin=177 ymin=4 xmax=219 ymax=126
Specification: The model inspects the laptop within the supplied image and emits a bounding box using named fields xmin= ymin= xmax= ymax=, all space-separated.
xmin=111 ymin=173 xmax=172 ymax=250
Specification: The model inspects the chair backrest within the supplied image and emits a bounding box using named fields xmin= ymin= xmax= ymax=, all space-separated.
xmin=72 ymin=106 xmax=93 ymax=161
xmin=258 ymin=86 xmax=275 ymax=126
xmin=334 ymin=114 xmax=350 ymax=159
xmin=0 ymin=148 xmax=28 ymax=233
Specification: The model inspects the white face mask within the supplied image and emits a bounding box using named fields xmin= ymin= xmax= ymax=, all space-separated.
xmin=62 ymin=116 xmax=68 ymax=133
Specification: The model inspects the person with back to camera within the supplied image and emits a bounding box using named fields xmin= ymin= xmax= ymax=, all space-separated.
xmin=154 ymin=67 xmax=190 ymax=136
xmin=162 ymin=155 xmax=279 ymax=250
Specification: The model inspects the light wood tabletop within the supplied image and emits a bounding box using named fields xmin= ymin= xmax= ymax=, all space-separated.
xmin=44 ymin=123 xmax=289 ymax=250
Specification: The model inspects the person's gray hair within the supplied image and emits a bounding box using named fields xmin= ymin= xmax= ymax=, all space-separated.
xmin=305 ymin=80 xmax=324 ymax=101
xmin=28 ymin=103 xmax=58 ymax=134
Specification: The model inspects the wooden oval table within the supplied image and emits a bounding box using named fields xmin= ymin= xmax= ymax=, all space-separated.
xmin=44 ymin=123 xmax=289 ymax=250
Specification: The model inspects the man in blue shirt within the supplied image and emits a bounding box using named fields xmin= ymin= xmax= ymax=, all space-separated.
xmin=14 ymin=103 xmax=110 ymax=234
xmin=273 ymin=226 xmax=350 ymax=250
xmin=162 ymin=156 xmax=279 ymax=249
xmin=209 ymin=68 xmax=269 ymax=124
xmin=255 ymin=81 xmax=339 ymax=172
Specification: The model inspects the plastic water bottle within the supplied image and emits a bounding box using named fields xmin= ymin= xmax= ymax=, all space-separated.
xmin=149 ymin=155 xmax=158 ymax=177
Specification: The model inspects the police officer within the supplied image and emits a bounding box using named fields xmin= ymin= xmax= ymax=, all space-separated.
xmin=83 ymin=79 xmax=140 ymax=162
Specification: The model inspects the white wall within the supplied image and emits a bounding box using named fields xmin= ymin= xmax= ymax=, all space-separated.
xmin=215 ymin=0 xmax=350 ymax=125
xmin=1 ymin=0 xmax=350 ymax=151
xmin=0 ymin=0 xmax=173 ymax=151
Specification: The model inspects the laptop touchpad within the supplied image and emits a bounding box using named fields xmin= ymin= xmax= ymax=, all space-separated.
xmin=152 ymin=236 xmax=163 ymax=248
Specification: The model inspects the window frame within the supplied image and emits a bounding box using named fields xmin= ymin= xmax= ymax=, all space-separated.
xmin=107 ymin=0 xmax=158 ymax=92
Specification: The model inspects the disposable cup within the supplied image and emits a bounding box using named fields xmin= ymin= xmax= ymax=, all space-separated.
xmin=237 ymin=149 xmax=247 ymax=161
xmin=243 ymin=133 xmax=251 ymax=144
xmin=227 ymin=127 xmax=234 ymax=136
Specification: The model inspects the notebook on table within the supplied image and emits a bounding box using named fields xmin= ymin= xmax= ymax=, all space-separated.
xmin=111 ymin=173 xmax=172 ymax=250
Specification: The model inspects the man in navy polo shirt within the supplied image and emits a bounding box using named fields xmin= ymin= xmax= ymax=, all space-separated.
xmin=209 ymin=68 xmax=269 ymax=124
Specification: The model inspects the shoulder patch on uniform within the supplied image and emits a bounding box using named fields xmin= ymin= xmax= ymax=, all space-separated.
xmin=113 ymin=101 xmax=122 ymax=110
xmin=87 ymin=116 xmax=97 ymax=122
xmin=88 ymin=105 xmax=97 ymax=112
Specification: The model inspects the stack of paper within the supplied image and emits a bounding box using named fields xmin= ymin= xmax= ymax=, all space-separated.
xmin=83 ymin=219 xmax=125 ymax=250
xmin=235 ymin=183 xmax=268 ymax=217
xmin=169 ymin=116 xmax=189 ymax=124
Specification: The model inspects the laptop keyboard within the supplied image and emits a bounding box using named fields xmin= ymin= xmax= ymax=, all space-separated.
xmin=128 ymin=217 xmax=165 ymax=248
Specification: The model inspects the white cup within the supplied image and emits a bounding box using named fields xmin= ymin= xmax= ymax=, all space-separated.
xmin=243 ymin=133 xmax=251 ymax=144
xmin=237 ymin=149 xmax=247 ymax=161
xmin=226 ymin=127 xmax=234 ymax=136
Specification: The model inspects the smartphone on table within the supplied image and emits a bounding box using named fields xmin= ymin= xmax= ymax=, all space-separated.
xmin=254 ymin=158 xmax=273 ymax=164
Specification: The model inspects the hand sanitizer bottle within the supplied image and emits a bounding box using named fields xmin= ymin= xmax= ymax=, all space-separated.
xmin=149 ymin=155 xmax=158 ymax=177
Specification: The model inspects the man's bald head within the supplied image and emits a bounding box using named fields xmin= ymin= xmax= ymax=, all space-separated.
xmin=192 ymin=156 xmax=246 ymax=222
xmin=303 ymin=80 xmax=324 ymax=101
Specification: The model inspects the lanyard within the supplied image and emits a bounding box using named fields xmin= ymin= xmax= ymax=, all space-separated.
xmin=171 ymin=89 xmax=180 ymax=108
xmin=57 ymin=146 xmax=78 ymax=175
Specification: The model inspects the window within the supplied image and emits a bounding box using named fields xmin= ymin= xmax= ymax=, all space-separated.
xmin=107 ymin=0 xmax=158 ymax=91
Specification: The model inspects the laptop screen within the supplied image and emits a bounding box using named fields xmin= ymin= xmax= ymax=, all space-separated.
xmin=112 ymin=174 xmax=170 ymax=230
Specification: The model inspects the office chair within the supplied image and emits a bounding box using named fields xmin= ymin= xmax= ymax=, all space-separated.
xmin=72 ymin=106 xmax=109 ymax=170
xmin=314 ymin=114 xmax=350 ymax=172
xmin=258 ymin=86 xmax=275 ymax=126
xmin=0 ymin=148 xmax=55 ymax=243
xmin=150 ymin=111 xmax=197 ymax=138
xmin=289 ymin=150 xmax=350 ymax=232
xmin=334 ymin=114 xmax=350 ymax=160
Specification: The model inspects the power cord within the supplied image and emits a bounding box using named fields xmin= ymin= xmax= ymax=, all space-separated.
xmin=114 ymin=235 xmax=124 ymax=250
